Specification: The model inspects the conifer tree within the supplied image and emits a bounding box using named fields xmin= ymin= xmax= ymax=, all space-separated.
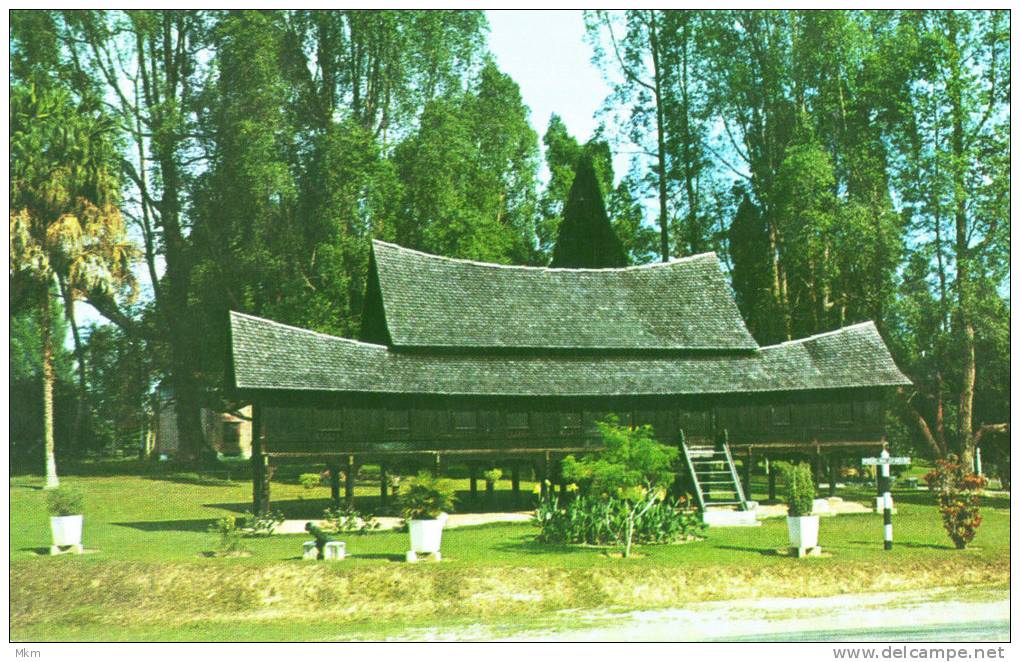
xmin=550 ymin=155 xmax=628 ymax=269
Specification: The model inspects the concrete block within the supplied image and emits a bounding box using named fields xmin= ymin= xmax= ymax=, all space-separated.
xmin=703 ymin=509 xmax=761 ymax=527
xmin=323 ymin=540 xmax=345 ymax=561
xmin=303 ymin=541 xmax=318 ymax=560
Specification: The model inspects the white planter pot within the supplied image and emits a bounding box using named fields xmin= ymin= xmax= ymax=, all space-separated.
xmin=408 ymin=513 xmax=447 ymax=554
xmin=786 ymin=515 xmax=819 ymax=550
xmin=50 ymin=514 xmax=83 ymax=547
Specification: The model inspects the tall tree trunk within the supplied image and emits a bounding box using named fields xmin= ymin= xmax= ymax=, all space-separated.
xmin=948 ymin=14 xmax=976 ymax=467
xmin=58 ymin=275 xmax=88 ymax=454
xmin=648 ymin=12 xmax=670 ymax=262
xmin=41 ymin=284 xmax=59 ymax=489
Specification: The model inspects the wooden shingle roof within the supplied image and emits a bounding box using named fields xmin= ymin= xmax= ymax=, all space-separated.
xmin=230 ymin=312 xmax=911 ymax=396
xmin=370 ymin=240 xmax=759 ymax=351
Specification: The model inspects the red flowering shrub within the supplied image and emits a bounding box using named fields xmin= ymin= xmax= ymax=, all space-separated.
xmin=924 ymin=456 xmax=988 ymax=549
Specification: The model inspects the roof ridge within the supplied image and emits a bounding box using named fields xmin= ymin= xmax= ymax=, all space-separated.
xmin=372 ymin=239 xmax=717 ymax=273
xmin=763 ymin=321 xmax=877 ymax=349
xmin=229 ymin=311 xmax=388 ymax=350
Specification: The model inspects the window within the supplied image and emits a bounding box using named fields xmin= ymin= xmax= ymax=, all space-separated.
xmin=832 ymin=402 xmax=853 ymax=425
xmin=770 ymin=404 xmax=792 ymax=427
xmin=452 ymin=410 xmax=478 ymax=431
xmin=506 ymin=411 xmax=530 ymax=432
xmin=221 ymin=422 xmax=242 ymax=455
xmin=315 ymin=408 xmax=342 ymax=442
xmin=384 ymin=409 xmax=410 ymax=433
xmin=560 ymin=412 xmax=582 ymax=435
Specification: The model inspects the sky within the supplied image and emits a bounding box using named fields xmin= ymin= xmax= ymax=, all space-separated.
xmin=486 ymin=10 xmax=609 ymax=149
xmin=70 ymin=11 xmax=618 ymax=338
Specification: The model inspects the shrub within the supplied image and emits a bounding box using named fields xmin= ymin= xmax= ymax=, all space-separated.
xmin=534 ymin=491 xmax=702 ymax=547
xmin=299 ymin=473 xmax=322 ymax=490
xmin=208 ymin=517 xmax=247 ymax=554
xmin=561 ymin=417 xmax=678 ymax=496
xmin=482 ymin=468 xmax=503 ymax=484
xmin=780 ymin=462 xmax=815 ymax=517
xmin=323 ymin=503 xmax=381 ymax=535
xmin=241 ymin=509 xmax=285 ymax=536
xmin=398 ymin=471 xmax=457 ymax=520
xmin=45 ymin=487 xmax=84 ymax=516
xmin=925 ymin=455 xmax=988 ymax=549
xmin=558 ymin=417 xmax=681 ymax=557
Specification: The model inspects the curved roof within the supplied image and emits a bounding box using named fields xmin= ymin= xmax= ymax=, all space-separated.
xmin=369 ymin=240 xmax=759 ymax=351
xmin=230 ymin=312 xmax=911 ymax=397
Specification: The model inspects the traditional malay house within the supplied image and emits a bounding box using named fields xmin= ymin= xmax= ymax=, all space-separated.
xmin=228 ymin=240 xmax=911 ymax=514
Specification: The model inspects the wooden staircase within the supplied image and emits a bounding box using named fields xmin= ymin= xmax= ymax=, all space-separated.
xmin=680 ymin=431 xmax=748 ymax=512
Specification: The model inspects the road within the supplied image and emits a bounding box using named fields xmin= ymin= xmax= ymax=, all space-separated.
xmin=395 ymin=586 xmax=1009 ymax=642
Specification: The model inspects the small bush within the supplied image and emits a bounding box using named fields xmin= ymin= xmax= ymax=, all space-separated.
xmin=323 ymin=503 xmax=381 ymax=535
xmin=208 ymin=517 xmax=247 ymax=554
xmin=780 ymin=463 xmax=815 ymax=516
xmin=241 ymin=509 xmax=285 ymax=537
xmin=398 ymin=471 xmax=457 ymax=520
xmin=925 ymin=455 xmax=988 ymax=549
xmin=482 ymin=468 xmax=503 ymax=484
xmin=534 ymin=491 xmax=703 ymax=546
xmin=45 ymin=487 xmax=84 ymax=516
xmin=299 ymin=473 xmax=322 ymax=490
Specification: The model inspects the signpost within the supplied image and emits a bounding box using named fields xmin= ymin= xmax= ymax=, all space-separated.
xmin=862 ymin=449 xmax=911 ymax=550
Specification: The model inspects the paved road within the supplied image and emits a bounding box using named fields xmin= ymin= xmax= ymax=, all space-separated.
xmin=720 ymin=620 xmax=1010 ymax=642
xmin=392 ymin=586 xmax=1009 ymax=642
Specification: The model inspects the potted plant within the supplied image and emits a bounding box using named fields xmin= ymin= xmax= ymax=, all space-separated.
xmin=46 ymin=487 xmax=84 ymax=553
xmin=398 ymin=471 xmax=457 ymax=562
xmin=781 ymin=463 xmax=819 ymax=556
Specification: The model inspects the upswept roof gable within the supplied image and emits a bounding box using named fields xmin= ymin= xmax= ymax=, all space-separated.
xmin=230 ymin=312 xmax=911 ymax=397
xmin=369 ymin=240 xmax=759 ymax=351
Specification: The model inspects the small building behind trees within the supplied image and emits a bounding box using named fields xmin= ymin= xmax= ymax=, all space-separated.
xmin=229 ymin=240 xmax=911 ymax=511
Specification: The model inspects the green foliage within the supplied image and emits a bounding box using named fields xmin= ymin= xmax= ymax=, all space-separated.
xmin=534 ymin=491 xmax=703 ymax=547
xmin=925 ymin=456 xmax=988 ymax=549
xmin=299 ymin=474 xmax=322 ymax=490
xmin=779 ymin=463 xmax=816 ymax=517
xmin=397 ymin=471 xmax=457 ymax=520
xmin=323 ymin=504 xmax=381 ymax=535
xmin=241 ymin=510 xmax=285 ymax=537
xmin=561 ymin=417 xmax=678 ymax=497
xmin=45 ymin=487 xmax=83 ymax=516
xmin=482 ymin=468 xmax=503 ymax=484
xmin=208 ymin=517 xmax=247 ymax=554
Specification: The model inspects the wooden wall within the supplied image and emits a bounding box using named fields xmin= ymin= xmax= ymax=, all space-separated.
xmin=256 ymin=389 xmax=888 ymax=457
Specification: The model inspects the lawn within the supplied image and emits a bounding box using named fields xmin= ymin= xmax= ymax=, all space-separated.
xmin=9 ymin=463 xmax=1010 ymax=641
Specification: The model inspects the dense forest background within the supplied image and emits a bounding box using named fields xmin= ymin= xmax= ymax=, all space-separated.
xmin=9 ymin=10 xmax=1009 ymax=473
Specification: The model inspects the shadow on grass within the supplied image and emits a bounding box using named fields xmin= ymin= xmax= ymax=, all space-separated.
xmin=714 ymin=544 xmax=779 ymax=556
xmin=350 ymin=553 xmax=406 ymax=562
xmin=112 ymin=519 xmax=216 ymax=533
xmin=491 ymin=536 xmax=592 ymax=556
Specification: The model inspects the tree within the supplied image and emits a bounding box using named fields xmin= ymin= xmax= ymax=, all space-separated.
xmin=393 ymin=59 xmax=540 ymax=264
xmin=586 ymin=10 xmax=673 ymax=262
xmin=9 ymin=82 xmax=136 ymax=487
xmin=550 ymin=154 xmax=628 ymax=268
xmin=882 ymin=11 xmax=1009 ymax=465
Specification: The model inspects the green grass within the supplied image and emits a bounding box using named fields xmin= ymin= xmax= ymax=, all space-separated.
xmin=10 ymin=464 xmax=1010 ymax=641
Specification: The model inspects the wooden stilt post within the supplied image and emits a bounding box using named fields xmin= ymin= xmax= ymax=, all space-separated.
xmin=540 ymin=453 xmax=550 ymax=497
xmin=511 ymin=463 xmax=521 ymax=504
xmin=251 ymin=403 xmax=269 ymax=513
xmin=345 ymin=455 xmax=355 ymax=506
xmin=329 ymin=463 xmax=341 ymax=508
xmin=260 ymin=455 xmax=271 ymax=513
xmin=743 ymin=448 xmax=753 ymax=499
xmin=469 ymin=464 xmax=479 ymax=501
xmin=380 ymin=465 xmax=389 ymax=508
xmin=767 ymin=457 xmax=777 ymax=502
xmin=434 ymin=453 xmax=441 ymax=476
xmin=813 ymin=446 xmax=823 ymax=488
xmin=829 ymin=456 xmax=838 ymax=497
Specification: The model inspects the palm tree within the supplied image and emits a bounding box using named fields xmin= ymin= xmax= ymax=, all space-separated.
xmin=9 ymin=82 xmax=137 ymax=488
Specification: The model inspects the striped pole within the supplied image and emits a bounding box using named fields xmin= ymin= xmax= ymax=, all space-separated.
xmin=880 ymin=448 xmax=893 ymax=550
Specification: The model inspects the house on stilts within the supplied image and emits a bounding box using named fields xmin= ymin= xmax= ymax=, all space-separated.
xmin=228 ymin=240 xmax=911 ymax=515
